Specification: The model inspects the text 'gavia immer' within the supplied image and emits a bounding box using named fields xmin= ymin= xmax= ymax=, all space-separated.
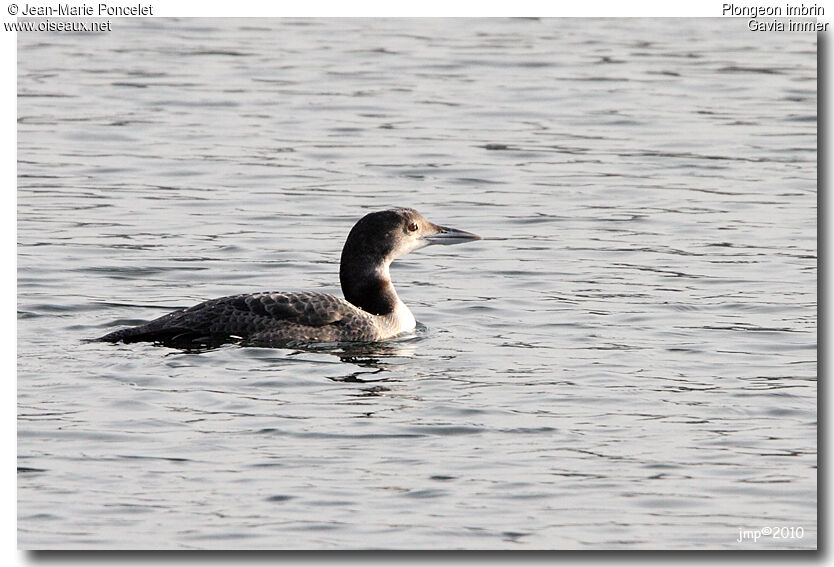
xmin=95 ymin=208 xmax=482 ymax=347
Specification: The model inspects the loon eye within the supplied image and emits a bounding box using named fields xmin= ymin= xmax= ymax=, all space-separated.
xmin=407 ymin=222 xmax=419 ymax=232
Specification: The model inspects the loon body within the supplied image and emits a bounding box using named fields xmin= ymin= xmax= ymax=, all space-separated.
xmin=95 ymin=208 xmax=481 ymax=347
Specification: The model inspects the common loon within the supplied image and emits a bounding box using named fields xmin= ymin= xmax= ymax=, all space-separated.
xmin=95 ymin=208 xmax=482 ymax=347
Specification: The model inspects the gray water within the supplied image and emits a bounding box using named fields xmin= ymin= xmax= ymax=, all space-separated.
xmin=17 ymin=18 xmax=817 ymax=549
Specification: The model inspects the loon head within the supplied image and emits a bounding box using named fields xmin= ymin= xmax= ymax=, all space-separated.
xmin=340 ymin=208 xmax=482 ymax=267
xmin=339 ymin=208 xmax=482 ymax=314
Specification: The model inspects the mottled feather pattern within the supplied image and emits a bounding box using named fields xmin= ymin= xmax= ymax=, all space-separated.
xmin=98 ymin=292 xmax=382 ymax=345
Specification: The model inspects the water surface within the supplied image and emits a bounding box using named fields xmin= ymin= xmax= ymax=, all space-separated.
xmin=18 ymin=18 xmax=817 ymax=549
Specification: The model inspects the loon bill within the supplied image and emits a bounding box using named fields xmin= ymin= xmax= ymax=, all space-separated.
xmin=95 ymin=208 xmax=482 ymax=347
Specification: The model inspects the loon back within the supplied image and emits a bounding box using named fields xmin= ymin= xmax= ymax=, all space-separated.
xmin=95 ymin=208 xmax=481 ymax=348
xmin=96 ymin=292 xmax=381 ymax=346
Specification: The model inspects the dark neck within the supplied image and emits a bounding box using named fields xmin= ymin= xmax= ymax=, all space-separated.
xmin=340 ymin=261 xmax=399 ymax=316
